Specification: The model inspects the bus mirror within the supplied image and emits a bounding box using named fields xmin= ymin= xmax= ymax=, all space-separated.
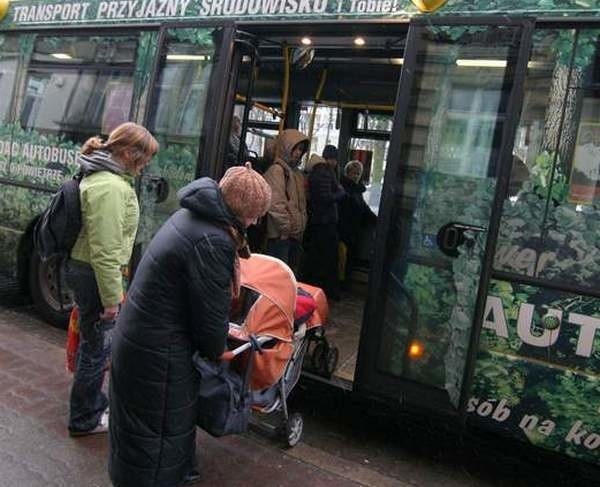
xmin=291 ymin=47 xmax=315 ymax=71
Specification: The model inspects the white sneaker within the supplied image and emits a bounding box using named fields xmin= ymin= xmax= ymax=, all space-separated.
xmin=69 ymin=409 xmax=109 ymax=437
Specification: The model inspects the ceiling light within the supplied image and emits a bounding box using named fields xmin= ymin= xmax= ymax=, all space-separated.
xmin=301 ymin=37 xmax=312 ymax=46
xmin=390 ymin=58 xmax=404 ymax=65
xmin=51 ymin=53 xmax=73 ymax=60
xmin=456 ymin=59 xmax=552 ymax=69
xmin=354 ymin=37 xmax=366 ymax=47
xmin=456 ymin=59 xmax=507 ymax=68
xmin=166 ymin=54 xmax=209 ymax=61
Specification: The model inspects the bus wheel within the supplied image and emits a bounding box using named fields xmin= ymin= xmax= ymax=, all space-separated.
xmin=29 ymin=252 xmax=72 ymax=328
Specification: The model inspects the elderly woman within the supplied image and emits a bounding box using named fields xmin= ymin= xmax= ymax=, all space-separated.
xmin=108 ymin=163 xmax=271 ymax=487
xmin=339 ymin=160 xmax=377 ymax=286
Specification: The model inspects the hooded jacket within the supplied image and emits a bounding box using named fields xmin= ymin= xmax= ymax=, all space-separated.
xmin=262 ymin=129 xmax=309 ymax=240
xmin=306 ymin=154 xmax=345 ymax=225
xmin=109 ymin=178 xmax=238 ymax=487
xmin=70 ymin=150 xmax=138 ymax=307
xmin=339 ymin=174 xmax=377 ymax=246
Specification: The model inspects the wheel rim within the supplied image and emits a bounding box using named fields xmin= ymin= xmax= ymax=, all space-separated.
xmin=37 ymin=257 xmax=73 ymax=312
xmin=288 ymin=416 xmax=303 ymax=445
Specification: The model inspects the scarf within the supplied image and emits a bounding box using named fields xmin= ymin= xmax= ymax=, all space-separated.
xmin=78 ymin=150 xmax=127 ymax=176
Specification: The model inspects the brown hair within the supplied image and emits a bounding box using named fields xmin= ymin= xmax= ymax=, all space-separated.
xmin=81 ymin=122 xmax=159 ymax=175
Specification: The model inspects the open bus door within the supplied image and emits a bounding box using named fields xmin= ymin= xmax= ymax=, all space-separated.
xmin=354 ymin=18 xmax=534 ymax=415
xmin=135 ymin=24 xmax=256 ymax=251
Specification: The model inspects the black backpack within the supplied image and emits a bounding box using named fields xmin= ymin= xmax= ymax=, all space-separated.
xmin=33 ymin=173 xmax=83 ymax=261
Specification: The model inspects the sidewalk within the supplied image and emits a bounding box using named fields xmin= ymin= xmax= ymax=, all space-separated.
xmin=0 ymin=306 xmax=371 ymax=487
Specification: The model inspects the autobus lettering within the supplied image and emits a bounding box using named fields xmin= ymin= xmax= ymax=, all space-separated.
xmin=567 ymin=313 xmax=600 ymax=358
xmin=516 ymin=304 xmax=562 ymax=348
xmin=519 ymin=415 xmax=556 ymax=436
xmin=483 ymin=297 xmax=600 ymax=358
xmin=467 ymin=397 xmax=511 ymax=423
xmin=494 ymin=244 xmax=555 ymax=276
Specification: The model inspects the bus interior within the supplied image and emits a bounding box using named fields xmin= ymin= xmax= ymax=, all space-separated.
xmin=225 ymin=24 xmax=404 ymax=384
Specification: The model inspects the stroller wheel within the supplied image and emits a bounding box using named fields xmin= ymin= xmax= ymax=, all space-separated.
xmin=284 ymin=413 xmax=303 ymax=448
xmin=325 ymin=346 xmax=339 ymax=377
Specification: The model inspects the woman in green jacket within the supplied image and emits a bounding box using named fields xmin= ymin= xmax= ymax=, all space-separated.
xmin=67 ymin=122 xmax=158 ymax=437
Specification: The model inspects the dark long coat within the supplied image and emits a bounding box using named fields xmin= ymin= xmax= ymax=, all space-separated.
xmin=108 ymin=178 xmax=239 ymax=487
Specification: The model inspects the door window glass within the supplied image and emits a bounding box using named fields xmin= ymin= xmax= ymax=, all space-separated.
xmin=373 ymin=25 xmax=523 ymax=406
xmin=138 ymin=28 xmax=221 ymax=244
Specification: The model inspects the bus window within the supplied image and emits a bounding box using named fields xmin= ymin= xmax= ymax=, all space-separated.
xmin=21 ymin=35 xmax=137 ymax=138
xmin=0 ymin=34 xmax=19 ymax=181
xmin=534 ymin=30 xmax=600 ymax=289
xmin=13 ymin=34 xmax=138 ymax=187
xmin=494 ymin=30 xmax=576 ymax=278
xmin=298 ymin=105 xmax=340 ymax=159
xmin=138 ymin=28 xmax=219 ymax=244
xmin=495 ymin=29 xmax=600 ymax=291
xmin=0 ymin=35 xmax=18 ymax=123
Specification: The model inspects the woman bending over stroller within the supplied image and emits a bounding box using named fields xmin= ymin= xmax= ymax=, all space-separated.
xmin=108 ymin=163 xmax=271 ymax=487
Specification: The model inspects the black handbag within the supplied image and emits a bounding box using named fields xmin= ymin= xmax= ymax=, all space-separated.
xmin=192 ymin=350 xmax=254 ymax=437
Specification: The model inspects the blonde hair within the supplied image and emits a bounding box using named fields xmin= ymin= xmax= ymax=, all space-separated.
xmin=81 ymin=122 xmax=159 ymax=174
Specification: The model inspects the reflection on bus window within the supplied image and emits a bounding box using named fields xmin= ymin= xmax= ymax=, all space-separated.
xmin=437 ymin=87 xmax=502 ymax=177
xmin=20 ymin=35 xmax=138 ymax=141
xmin=149 ymin=39 xmax=214 ymax=138
xmin=21 ymin=72 xmax=134 ymax=137
xmin=496 ymin=29 xmax=600 ymax=290
xmin=138 ymin=28 xmax=219 ymax=244
xmin=0 ymin=35 xmax=18 ymax=123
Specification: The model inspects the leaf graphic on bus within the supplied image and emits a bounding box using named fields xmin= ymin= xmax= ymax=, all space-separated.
xmin=410 ymin=0 xmax=449 ymax=12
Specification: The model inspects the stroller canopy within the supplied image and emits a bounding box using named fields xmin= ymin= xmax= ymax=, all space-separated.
xmin=234 ymin=253 xmax=297 ymax=342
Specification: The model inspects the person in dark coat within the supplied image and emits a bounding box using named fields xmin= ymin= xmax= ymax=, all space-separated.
xmin=303 ymin=148 xmax=345 ymax=300
xmin=339 ymin=160 xmax=377 ymax=286
xmin=108 ymin=163 xmax=271 ymax=487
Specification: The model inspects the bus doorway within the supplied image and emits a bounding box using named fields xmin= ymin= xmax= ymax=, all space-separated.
xmin=228 ymin=23 xmax=404 ymax=385
xmin=229 ymin=18 xmax=535 ymax=415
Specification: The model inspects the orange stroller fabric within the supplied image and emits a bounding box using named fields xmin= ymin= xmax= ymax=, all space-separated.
xmin=230 ymin=254 xmax=297 ymax=390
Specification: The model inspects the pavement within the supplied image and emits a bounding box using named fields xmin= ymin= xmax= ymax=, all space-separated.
xmin=1 ymin=296 xmax=597 ymax=487
xmin=0 ymin=302 xmax=408 ymax=487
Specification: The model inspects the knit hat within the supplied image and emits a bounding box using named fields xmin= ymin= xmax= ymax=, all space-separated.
xmin=219 ymin=162 xmax=272 ymax=220
xmin=322 ymin=145 xmax=338 ymax=160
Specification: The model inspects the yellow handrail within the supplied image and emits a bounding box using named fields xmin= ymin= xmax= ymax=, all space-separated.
xmin=306 ymin=68 xmax=328 ymax=155
xmin=279 ymin=45 xmax=291 ymax=133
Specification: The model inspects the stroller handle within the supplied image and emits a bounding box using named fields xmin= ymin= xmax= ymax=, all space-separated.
xmin=220 ymin=335 xmax=274 ymax=361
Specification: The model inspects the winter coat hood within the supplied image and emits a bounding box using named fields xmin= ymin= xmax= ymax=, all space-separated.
xmin=78 ymin=150 xmax=127 ymax=176
xmin=177 ymin=177 xmax=239 ymax=228
xmin=275 ymin=129 xmax=309 ymax=166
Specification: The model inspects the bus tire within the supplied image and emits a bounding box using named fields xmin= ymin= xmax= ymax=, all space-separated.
xmin=28 ymin=251 xmax=72 ymax=329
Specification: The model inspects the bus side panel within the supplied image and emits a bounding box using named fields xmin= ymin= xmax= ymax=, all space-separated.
xmin=470 ymin=281 xmax=600 ymax=465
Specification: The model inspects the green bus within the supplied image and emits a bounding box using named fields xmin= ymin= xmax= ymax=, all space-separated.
xmin=1 ymin=0 xmax=599 ymax=469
